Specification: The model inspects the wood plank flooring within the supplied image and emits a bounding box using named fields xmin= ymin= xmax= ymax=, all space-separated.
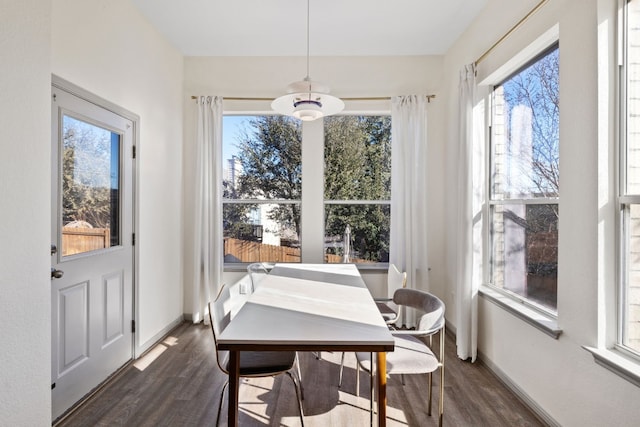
xmin=56 ymin=322 xmax=546 ymax=427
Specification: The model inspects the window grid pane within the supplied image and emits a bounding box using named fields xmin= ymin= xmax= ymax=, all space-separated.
xmin=623 ymin=205 xmax=640 ymax=354
xmin=324 ymin=115 xmax=391 ymax=264
xmin=621 ymin=0 xmax=640 ymax=357
xmin=222 ymin=115 xmax=302 ymax=264
xmin=490 ymin=203 xmax=558 ymax=312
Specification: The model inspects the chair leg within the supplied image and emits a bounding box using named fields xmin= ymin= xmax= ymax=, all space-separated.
xmin=369 ymin=352 xmax=374 ymax=427
xmin=295 ymin=353 xmax=305 ymax=401
xmin=356 ymin=359 xmax=360 ymax=397
xmin=428 ymin=371 xmax=433 ymax=415
xmin=439 ymin=366 xmax=444 ymax=427
xmin=439 ymin=327 xmax=445 ymax=427
xmin=216 ymin=380 xmax=229 ymax=427
xmin=338 ymin=352 xmax=346 ymax=388
xmin=285 ymin=371 xmax=305 ymax=427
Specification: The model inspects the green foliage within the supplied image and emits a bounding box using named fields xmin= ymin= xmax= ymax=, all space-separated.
xmin=324 ymin=116 xmax=391 ymax=261
xmin=227 ymin=114 xmax=391 ymax=262
xmin=61 ymin=117 xmax=114 ymax=229
xmin=235 ymin=116 xmax=302 ymax=237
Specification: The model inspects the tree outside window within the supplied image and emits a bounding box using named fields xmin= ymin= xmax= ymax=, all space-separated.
xmin=324 ymin=115 xmax=391 ymax=263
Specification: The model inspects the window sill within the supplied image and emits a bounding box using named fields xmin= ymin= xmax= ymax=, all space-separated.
xmin=479 ymin=285 xmax=562 ymax=339
xmin=223 ymin=262 xmax=389 ymax=273
xmin=583 ymin=346 xmax=640 ymax=388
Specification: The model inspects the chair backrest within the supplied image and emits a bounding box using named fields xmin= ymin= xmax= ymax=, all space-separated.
xmin=387 ymin=263 xmax=407 ymax=298
xmin=247 ymin=262 xmax=269 ymax=291
xmin=385 ymin=264 xmax=407 ymax=322
xmin=208 ymin=285 xmax=232 ymax=373
xmin=393 ymin=288 xmax=445 ymax=335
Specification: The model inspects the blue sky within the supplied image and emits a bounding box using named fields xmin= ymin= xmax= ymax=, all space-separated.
xmin=223 ymin=115 xmax=251 ymax=161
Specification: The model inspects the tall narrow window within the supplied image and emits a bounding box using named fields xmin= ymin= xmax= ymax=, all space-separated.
xmin=489 ymin=43 xmax=560 ymax=313
xmin=620 ymin=0 xmax=640 ymax=356
xmin=222 ymin=115 xmax=302 ymax=264
xmin=324 ymin=115 xmax=391 ymax=264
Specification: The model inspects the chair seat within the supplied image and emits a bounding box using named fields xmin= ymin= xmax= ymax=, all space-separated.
xmin=220 ymin=350 xmax=297 ymax=377
xmin=356 ymin=334 xmax=439 ymax=375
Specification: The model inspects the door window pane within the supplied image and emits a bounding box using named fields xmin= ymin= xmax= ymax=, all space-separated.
xmin=61 ymin=115 xmax=120 ymax=256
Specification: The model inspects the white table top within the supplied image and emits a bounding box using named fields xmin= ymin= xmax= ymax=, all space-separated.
xmin=217 ymin=263 xmax=395 ymax=352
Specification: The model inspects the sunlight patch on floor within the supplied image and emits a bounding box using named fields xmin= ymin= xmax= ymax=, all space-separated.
xmin=163 ymin=336 xmax=178 ymax=346
xmin=133 ymin=344 xmax=167 ymax=371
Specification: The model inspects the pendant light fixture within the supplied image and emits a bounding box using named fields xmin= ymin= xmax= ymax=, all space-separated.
xmin=271 ymin=0 xmax=344 ymax=121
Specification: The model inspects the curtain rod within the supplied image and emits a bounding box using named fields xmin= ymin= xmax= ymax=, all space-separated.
xmin=474 ymin=0 xmax=549 ymax=66
xmin=191 ymin=95 xmax=435 ymax=102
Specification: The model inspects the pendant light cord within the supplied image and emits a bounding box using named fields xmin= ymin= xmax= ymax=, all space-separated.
xmin=306 ymin=0 xmax=310 ymax=81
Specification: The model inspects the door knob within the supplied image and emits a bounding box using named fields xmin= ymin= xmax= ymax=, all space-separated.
xmin=51 ymin=268 xmax=64 ymax=279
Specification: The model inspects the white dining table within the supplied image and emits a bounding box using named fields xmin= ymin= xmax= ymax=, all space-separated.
xmin=217 ymin=263 xmax=395 ymax=426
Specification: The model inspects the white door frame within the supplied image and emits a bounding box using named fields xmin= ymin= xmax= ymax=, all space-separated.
xmin=51 ymin=74 xmax=140 ymax=410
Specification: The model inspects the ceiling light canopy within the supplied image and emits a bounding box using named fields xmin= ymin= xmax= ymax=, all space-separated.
xmin=271 ymin=0 xmax=344 ymax=121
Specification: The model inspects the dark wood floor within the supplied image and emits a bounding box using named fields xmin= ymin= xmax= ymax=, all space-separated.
xmin=56 ymin=322 xmax=546 ymax=426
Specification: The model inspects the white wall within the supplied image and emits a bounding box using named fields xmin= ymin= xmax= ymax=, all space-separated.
xmin=443 ymin=0 xmax=640 ymax=425
xmin=182 ymin=55 xmax=449 ymax=315
xmin=52 ymin=0 xmax=185 ymax=352
xmin=0 ymin=1 xmax=52 ymax=424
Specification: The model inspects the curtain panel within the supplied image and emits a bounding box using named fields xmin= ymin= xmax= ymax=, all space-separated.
xmin=455 ymin=64 xmax=480 ymax=361
xmin=190 ymin=96 xmax=224 ymax=324
xmin=390 ymin=95 xmax=430 ymax=328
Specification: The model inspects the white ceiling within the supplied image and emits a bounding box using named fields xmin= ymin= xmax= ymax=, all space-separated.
xmin=130 ymin=0 xmax=487 ymax=57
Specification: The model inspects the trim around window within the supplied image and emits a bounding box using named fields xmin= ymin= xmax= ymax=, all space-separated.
xmin=480 ymin=285 xmax=562 ymax=339
xmin=584 ymin=346 xmax=640 ymax=388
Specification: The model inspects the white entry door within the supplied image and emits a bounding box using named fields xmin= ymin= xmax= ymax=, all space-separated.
xmin=51 ymin=83 xmax=135 ymax=420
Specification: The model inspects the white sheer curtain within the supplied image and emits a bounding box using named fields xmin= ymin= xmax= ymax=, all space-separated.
xmin=191 ymin=96 xmax=223 ymax=324
xmin=455 ymin=64 xmax=479 ymax=361
xmin=390 ymin=95 xmax=429 ymax=328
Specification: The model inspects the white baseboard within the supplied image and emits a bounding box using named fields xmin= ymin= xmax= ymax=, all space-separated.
xmin=445 ymin=319 xmax=558 ymax=427
xmin=477 ymin=350 xmax=560 ymax=427
xmin=135 ymin=315 xmax=184 ymax=358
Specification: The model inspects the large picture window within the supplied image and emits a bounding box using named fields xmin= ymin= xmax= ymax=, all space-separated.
xmin=619 ymin=0 xmax=640 ymax=357
xmin=222 ymin=113 xmax=392 ymax=266
xmin=489 ymin=43 xmax=559 ymax=313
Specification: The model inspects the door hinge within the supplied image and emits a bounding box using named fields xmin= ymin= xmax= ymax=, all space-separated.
xmin=51 ymin=383 xmax=56 ymax=390
xmin=132 ymin=233 xmax=135 ymax=245
xmin=131 ymin=320 xmax=136 ymax=333
xmin=132 ymin=145 xmax=136 ymax=159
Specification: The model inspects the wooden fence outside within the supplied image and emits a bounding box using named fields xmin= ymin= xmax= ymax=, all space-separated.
xmin=62 ymin=227 xmax=110 ymax=256
xmin=224 ymin=238 xmax=300 ymax=263
xmin=224 ymin=237 xmax=371 ymax=264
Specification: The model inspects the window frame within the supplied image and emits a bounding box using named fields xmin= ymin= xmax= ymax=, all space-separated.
xmin=221 ymin=114 xmax=303 ymax=266
xmin=484 ymin=41 xmax=561 ymax=319
xmin=323 ymin=113 xmax=392 ymax=266
xmin=617 ymin=0 xmax=640 ymax=361
xmin=221 ymin=107 xmax=392 ymax=271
